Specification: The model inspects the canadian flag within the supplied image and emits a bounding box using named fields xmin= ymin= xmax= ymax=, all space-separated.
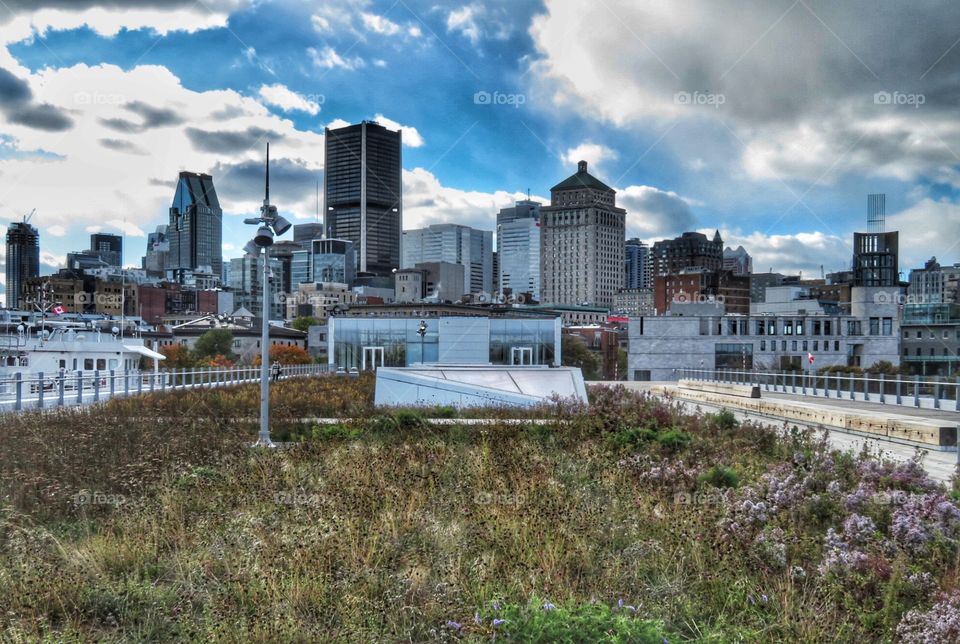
xmin=807 ymin=352 xmax=815 ymax=365
xmin=52 ymin=305 xmax=66 ymax=315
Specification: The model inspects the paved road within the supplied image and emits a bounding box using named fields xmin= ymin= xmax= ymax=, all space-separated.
xmin=594 ymin=381 xmax=959 ymax=484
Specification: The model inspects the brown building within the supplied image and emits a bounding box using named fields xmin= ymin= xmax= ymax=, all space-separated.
xmin=654 ymin=269 xmax=750 ymax=315
xmin=137 ymin=283 xmax=219 ymax=325
xmin=651 ymin=231 xmax=724 ymax=277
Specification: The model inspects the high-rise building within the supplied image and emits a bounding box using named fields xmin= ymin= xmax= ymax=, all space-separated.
xmin=167 ymin=171 xmax=223 ymax=282
xmin=228 ymin=255 xmax=285 ymax=320
xmin=293 ymin=223 xmax=325 ymax=246
xmin=5 ymin=219 xmax=39 ymax=309
xmin=291 ymin=239 xmax=357 ymax=287
xmin=143 ymin=225 xmax=169 ymax=277
xmin=324 ymin=121 xmax=402 ymax=277
xmin=402 ymin=224 xmax=493 ymax=297
xmin=625 ymin=238 xmax=651 ymax=289
xmin=651 ymin=231 xmax=723 ymax=277
xmin=540 ymin=161 xmax=626 ymax=308
xmin=723 ymin=245 xmax=752 ymax=276
xmin=90 ymin=233 xmax=122 ymax=267
xmin=852 ymin=231 xmax=899 ymax=287
xmin=496 ymin=199 xmax=541 ymax=300
xmin=908 ymin=257 xmax=960 ymax=305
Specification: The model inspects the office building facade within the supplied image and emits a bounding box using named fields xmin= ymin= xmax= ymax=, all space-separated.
xmin=324 ymin=121 xmax=402 ymax=277
xmin=402 ymin=223 xmax=493 ymax=297
xmin=852 ymin=231 xmax=899 ymax=287
xmin=90 ymin=233 xmax=122 ymax=267
xmin=497 ymin=199 xmax=541 ymax=299
xmin=167 ymin=171 xmax=223 ymax=282
xmin=908 ymin=257 xmax=960 ymax=305
xmin=651 ymin=231 xmax=724 ymax=277
xmin=5 ymin=221 xmax=39 ymax=309
xmin=625 ymin=238 xmax=651 ymax=289
xmin=540 ymin=161 xmax=626 ymax=308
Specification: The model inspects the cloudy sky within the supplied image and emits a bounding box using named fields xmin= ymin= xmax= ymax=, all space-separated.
xmin=1 ymin=0 xmax=960 ymax=293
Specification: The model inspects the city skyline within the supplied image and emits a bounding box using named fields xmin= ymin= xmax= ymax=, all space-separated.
xmin=1 ymin=1 xmax=960 ymax=292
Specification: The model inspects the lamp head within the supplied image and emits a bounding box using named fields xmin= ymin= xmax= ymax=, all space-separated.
xmin=254 ymin=226 xmax=275 ymax=248
xmin=272 ymin=214 xmax=292 ymax=236
xmin=243 ymin=240 xmax=261 ymax=257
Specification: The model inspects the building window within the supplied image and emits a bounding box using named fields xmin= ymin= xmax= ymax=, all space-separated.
xmin=813 ymin=321 xmax=821 ymax=336
xmin=869 ymin=318 xmax=879 ymax=335
xmin=882 ymin=318 xmax=892 ymax=336
xmin=760 ymin=340 xmax=766 ymax=351
xmin=784 ymin=320 xmax=793 ymax=335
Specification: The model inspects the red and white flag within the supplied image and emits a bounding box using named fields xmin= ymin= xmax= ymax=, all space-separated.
xmin=807 ymin=352 xmax=815 ymax=365
xmin=51 ymin=305 xmax=66 ymax=315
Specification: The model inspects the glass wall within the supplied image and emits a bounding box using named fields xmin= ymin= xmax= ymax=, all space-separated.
xmin=489 ymin=319 xmax=556 ymax=366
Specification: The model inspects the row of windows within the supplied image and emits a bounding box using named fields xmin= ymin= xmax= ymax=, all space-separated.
xmin=758 ymin=340 xmax=841 ymax=352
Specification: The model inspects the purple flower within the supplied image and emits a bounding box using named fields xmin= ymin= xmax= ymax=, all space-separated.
xmin=542 ymin=602 xmax=557 ymax=611
xmin=761 ymin=594 xmax=769 ymax=604
xmin=493 ymin=618 xmax=506 ymax=627
xmin=474 ymin=612 xmax=482 ymax=625
xmin=618 ymin=599 xmax=624 ymax=609
xmin=446 ymin=621 xmax=462 ymax=630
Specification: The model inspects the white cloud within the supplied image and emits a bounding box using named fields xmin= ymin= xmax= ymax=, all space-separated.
xmin=446 ymin=5 xmax=480 ymax=45
xmin=105 ymin=219 xmax=146 ymax=238
xmin=308 ymin=46 xmax=364 ymax=71
xmin=40 ymin=251 xmax=65 ymax=268
xmin=561 ymin=142 xmax=617 ymax=174
xmin=373 ymin=114 xmax=424 ymax=148
xmin=403 ymin=167 xmax=546 ymax=231
xmin=46 ymin=224 xmax=66 ymax=237
xmin=360 ymin=12 xmax=401 ymax=35
xmin=326 ymin=118 xmax=351 ymax=130
xmin=257 ymin=83 xmax=322 ymax=116
xmin=408 ymin=25 xmax=422 ymax=38
xmin=887 ymin=198 xmax=960 ymax=269
xmin=718 ymin=230 xmax=852 ymax=277
xmin=617 ymin=185 xmax=696 ymax=238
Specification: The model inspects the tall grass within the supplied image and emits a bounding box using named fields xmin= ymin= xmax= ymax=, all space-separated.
xmin=0 ymin=378 xmax=957 ymax=641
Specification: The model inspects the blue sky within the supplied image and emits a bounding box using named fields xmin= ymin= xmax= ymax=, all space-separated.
xmin=1 ymin=0 xmax=959 ymax=289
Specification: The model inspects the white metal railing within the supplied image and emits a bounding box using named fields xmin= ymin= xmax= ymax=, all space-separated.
xmin=0 ymin=363 xmax=333 ymax=413
xmin=675 ymin=367 xmax=960 ymax=411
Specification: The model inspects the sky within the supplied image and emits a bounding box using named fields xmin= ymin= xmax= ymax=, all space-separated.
xmin=1 ymin=0 xmax=960 ymax=294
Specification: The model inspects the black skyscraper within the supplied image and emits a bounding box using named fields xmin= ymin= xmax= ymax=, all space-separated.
xmin=5 ymin=220 xmax=39 ymax=309
xmin=324 ymin=121 xmax=402 ymax=277
xmin=90 ymin=233 xmax=122 ymax=267
xmin=167 ymin=171 xmax=223 ymax=281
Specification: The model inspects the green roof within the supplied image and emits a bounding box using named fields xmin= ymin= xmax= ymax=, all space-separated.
xmin=550 ymin=161 xmax=614 ymax=193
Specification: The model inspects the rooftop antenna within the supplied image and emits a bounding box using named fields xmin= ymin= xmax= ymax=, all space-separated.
xmin=316 ymin=180 xmax=320 ymax=222
xmin=527 ymin=187 xmax=530 ymax=201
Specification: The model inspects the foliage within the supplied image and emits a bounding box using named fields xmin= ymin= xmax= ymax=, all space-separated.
xmin=699 ymin=465 xmax=741 ymax=489
xmin=158 ymin=344 xmax=196 ymax=369
xmin=253 ymin=344 xmax=312 ymax=365
xmin=463 ymin=599 xmax=669 ymax=642
xmin=193 ymin=329 xmax=235 ymax=359
xmin=291 ymin=316 xmax=321 ymax=332
xmin=818 ymin=364 xmax=865 ymax=375
xmin=561 ymin=335 xmax=601 ymax=380
xmin=865 ymin=360 xmax=901 ymax=375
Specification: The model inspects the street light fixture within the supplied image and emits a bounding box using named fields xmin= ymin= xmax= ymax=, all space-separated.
xmin=244 ymin=142 xmax=289 ymax=448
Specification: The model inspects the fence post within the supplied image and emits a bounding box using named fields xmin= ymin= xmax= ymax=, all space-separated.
xmin=879 ymin=373 xmax=885 ymax=404
xmin=15 ymin=372 xmax=22 ymax=411
xmin=94 ymin=370 xmax=101 ymax=402
xmin=109 ymin=369 xmax=115 ymax=400
xmin=37 ymin=372 xmax=44 ymax=409
xmin=137 ymin=372 xmax=142 ymax=395
xmin=161 ymin=370 xmax=166 ymax=393
xmin=77 ymin=371 xmax=83 ymax=404
xmin=849 ymin=374 xmax=855 ymax=400
xmin=955 ymin=377 xmax=959 ymax=412
xmin=58 ymin=371 xmax=65 ymax=406
xmin=934 ymin=378 xmax=941 ymax=410
xmin=896 ymin=377 xmax=902 ymax=405
xmin=124 ymin=370 xmax=130 ymax=397
xmin=914 ymin=375 xmax=920 ymax=408
xmin=864 ymin=375 xmax=870 ymax=402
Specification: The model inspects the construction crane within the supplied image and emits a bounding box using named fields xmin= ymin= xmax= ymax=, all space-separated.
xmin=23 ymin=208 xmax=35 ymax=224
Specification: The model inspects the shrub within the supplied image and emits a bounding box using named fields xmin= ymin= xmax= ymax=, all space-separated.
xmin=469 ymin=599 xmax=669 ymax=643
xmin=609 ymin=426 xmax=658 ymax=450
xmin=431 ymin=405 xmax=457 ymax=419
xmin=656 ymin=429 xmax=692 ymax=454
xmin=699 ymin=465 xmax=740 ymax=489
xmin=711 ymin=409 xmax=739 ymax=432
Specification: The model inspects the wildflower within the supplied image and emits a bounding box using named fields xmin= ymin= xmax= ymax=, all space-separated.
xmin=618 ymin=598 xmax=624 ymax=609
xmin=446 ymin=621 xmax=462 ymax=630
xmin=492 ymin=618 xmax=506 ymax=627
xmin=542 ymin=602 xmax=556 ymax=611
xmin=761 ymin=594 xmax=769 ymax=604
xmin=474 ymin=612 xmax=482 ymax=625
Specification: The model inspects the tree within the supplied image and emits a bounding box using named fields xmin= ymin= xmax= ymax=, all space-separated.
xmin=866 ymin=360 xmax=899 ymax=375
xmin=291 ymin=316 xmax=321 ymax=332
xmin=561 ymin=336 xmax=601 ymax=380
xmin=253 ymin=344 xmax=312 ymax=366
xmin=159 ymin=344 xmax=196 ymax=369
xmin=194 ymin=329 xmax=235 ymax=359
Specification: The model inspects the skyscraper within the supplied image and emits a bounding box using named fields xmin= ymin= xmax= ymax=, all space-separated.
xmin=540 ymin=161 xmax=626 ymax=307
xmin=324 ymin=121 xmax=402 ymax=277
xmin=142 ymin=225 xmax=169 ymax=277
xmin=624 ymin=238 xmax=651 ymax=289
xmin=497 ymin=199 xmax=541 ymax=299
xmin=651 ymin=231 xmax=724 ymax=277
xmin=293 ymin=223 xmax=325 ymax=246
xmin=90 ymin=233 xmax=122 ymax=267
xmin=167 ymin=171 xmax=223 ymax=282
xmin=402 ymin=224 xmax=493 ymax=296
xmin=5 ymin=219 xmax=39 ymax=309
xmin=853 ymin=231 xmax=899 ymax=287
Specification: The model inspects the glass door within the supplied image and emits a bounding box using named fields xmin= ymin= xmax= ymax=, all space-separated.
xmin=361 ymin=346 xmax=384 ymax=371
xmin=510 ymin=346 xmax=533 ymax=365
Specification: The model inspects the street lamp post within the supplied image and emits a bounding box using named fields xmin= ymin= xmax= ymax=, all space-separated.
xmin=417 ymin=319 xmax=427 ymax=364
xmin=244 ymin=143 xmax=293 ymax=448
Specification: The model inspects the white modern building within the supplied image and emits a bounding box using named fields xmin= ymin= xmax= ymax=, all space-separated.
xmin=497 ymin=200 xmax=541 ymax=300
xmin=402 ymin=224 xmax=493 ymax=298
xmin=628 ymin=287 xmax=901 ymax=381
